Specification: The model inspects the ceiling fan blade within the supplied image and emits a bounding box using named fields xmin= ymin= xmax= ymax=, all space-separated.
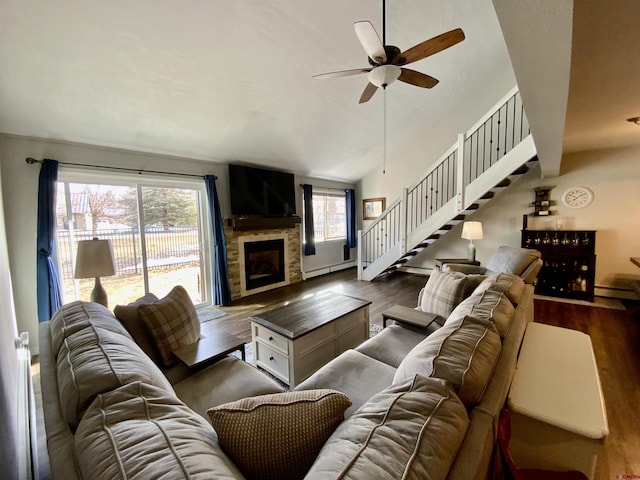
xmin=396 ymin=28 xmax=465 ymax=66
xmin=313 ymin=68 xmax=371 ymax=79
xmin=354 ymin=21 xmax=387 ymax=64
xmin=359 ymin=82 xmax=378 ymax=104
xmin=398 ymin=68 xmax=439 ymax=89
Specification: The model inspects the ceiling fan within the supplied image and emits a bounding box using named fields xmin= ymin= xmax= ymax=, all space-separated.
xmin=313 ymin=1 xmax=465 ymax=103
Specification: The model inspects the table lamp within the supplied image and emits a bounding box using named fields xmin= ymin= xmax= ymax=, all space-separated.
xmin=461 ymin=221 xmax=483 ymax=262
xmin=74 ymin=237 xmax=116 ymax=307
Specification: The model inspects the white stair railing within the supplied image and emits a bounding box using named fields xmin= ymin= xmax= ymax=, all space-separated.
xmin=358 ymin=86 xmax=534 ymax=280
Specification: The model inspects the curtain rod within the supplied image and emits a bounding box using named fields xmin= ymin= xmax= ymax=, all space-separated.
xmin=299 ymin=183 xmax=350 ymax=191
xmin=25 ymin=157 xmax=216 ymax=180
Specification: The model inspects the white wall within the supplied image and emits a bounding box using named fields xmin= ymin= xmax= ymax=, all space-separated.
xmin=404 ymin=146 xmax=640 ymax=298
xmin=0 ymin=158 xmax=20 ymax=479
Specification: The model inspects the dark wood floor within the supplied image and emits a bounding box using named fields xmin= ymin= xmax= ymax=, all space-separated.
xmin=35 ymin=268 xmax=640 ymax=479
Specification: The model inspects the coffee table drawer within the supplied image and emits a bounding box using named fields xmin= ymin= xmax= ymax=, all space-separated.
xmin=253 ymin=323 xmax=288 ymax=354
xmin=255 ymin=341 xmax=289 ymax=381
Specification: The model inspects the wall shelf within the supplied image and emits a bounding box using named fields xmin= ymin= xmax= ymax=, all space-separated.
xmin=226 ymin=216 xmax=301 ymax=231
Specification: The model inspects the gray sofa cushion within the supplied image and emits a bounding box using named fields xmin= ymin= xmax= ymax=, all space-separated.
xmin=355 ymin=324 xmax=427 ymax=368
xmin=473 ymin=273 xmax=525 ymax=306
xmin=74 ymin=381 xmax=243 ymax=479
xmin=113 ymin=292 xmax=161 ymax=363
xmin=485 ymin=245 xmax=542 ymax=281
xmin=50 ymin=301 xmax=132 ymax=355
xmin=448 ymin=288 xmax=515 ymax=338
xmin=173 ymin=356 xmax=285 ymax=420
xmin=394 ymin=316 xmax=502 ymax=407
xmin=295 ymin=349 xmax=396 ymax=418
xmin=57 ymin=323 xmax=174 ymax=429
xmin=305 ymin=375 xmax=469 ymax=480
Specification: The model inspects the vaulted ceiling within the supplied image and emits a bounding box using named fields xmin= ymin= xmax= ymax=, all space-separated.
xmin=1 ymin=1 xmax=639 ymax=182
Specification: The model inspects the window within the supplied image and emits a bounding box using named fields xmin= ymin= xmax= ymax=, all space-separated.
xmin=311 ymin=191 xmax=346 ymax=242
xmin=55 ymin=168 xmax=211 ymax=306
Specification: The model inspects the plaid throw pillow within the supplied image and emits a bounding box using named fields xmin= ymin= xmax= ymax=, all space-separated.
xmin=207 ymin=390 xmax=351 ymax=480
xmin=419 ymin=268 xmax=469 ymax=320
xmin=138 ymin=286 xmax=200 ymax=366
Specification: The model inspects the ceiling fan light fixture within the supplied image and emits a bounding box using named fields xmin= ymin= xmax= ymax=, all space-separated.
xmin=627 ymin=116 xmax=640 ymax=126
xmin=368 ymin=65 xmax=401 ymax=88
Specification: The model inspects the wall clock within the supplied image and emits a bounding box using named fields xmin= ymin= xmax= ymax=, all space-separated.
xmin=561 ymin=187 xmax=593 ymax=208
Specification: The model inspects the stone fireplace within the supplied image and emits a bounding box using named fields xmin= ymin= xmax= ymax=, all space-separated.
xmin=224 ymin=222 xmax=302 ymax=300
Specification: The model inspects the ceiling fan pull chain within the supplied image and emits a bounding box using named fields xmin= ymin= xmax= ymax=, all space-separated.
xmin=383 ymin=88 xmax=387 ymax=175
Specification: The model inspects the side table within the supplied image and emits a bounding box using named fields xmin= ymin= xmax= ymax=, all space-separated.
xmin=173 ymin=333 xmax=246 ymax=370
xmin=434 ymin=258 xmax=480 ymax=269
xmin=380 ymin=305 xmax=440 ymax=329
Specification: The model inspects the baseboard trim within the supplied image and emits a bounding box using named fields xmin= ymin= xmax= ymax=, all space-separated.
xmin=302 ymin=262 xmax=356 ymax=280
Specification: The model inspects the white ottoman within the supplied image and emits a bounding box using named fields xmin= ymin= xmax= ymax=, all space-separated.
xmin=507 ymin=322 xmax=609 ymax=479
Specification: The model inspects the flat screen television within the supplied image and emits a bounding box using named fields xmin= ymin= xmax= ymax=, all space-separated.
xmin=228 ymin=164 xmax=297 ymax=217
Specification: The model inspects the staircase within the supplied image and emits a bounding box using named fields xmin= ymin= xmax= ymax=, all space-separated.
xmin=357 ymin=86 xmax=537 ymax=281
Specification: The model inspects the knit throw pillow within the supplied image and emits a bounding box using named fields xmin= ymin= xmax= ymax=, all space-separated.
xmin=137 ymin=286 xmax=200 ymax=366
xmin=419 ymin=268 xmax=470 ymax=320
xmin=207 ymin=389 xmax=351 ymax=480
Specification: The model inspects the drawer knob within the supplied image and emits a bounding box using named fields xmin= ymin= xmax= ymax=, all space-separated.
xmin=269 ymin=356 xmax=274 ymax=361
xmin=269 ymin=336 xmax=274 ymax=341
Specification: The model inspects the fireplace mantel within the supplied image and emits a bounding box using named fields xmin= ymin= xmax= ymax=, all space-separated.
xmin=226 ymin=216 xmax=301 ymax=231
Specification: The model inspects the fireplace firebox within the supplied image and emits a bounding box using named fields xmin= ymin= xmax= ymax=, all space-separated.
xmin=243 ymin=239 xmax=285 ymax=291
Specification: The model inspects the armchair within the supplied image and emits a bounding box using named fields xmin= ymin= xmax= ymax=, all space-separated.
xmin=442 ymin=245 xmax=542 ymax=284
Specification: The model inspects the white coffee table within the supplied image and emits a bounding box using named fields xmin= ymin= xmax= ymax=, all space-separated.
xmin=249 ymin=292 xmax=371 ymax=388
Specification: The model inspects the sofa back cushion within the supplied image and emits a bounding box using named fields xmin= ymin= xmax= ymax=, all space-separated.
xmin=486 ymin=246 xmax=541 ymax=278
xmin=394 ymin=316 xmax=501 ymax=407
xmin=447 ymin=288 xmax=515 ymax=338
xmin=57 ymin=324 xmax=174 ymax=429
xmin=50 ymin=301 xmax=132 ymax=356
xmin=138 ymin=285 xmax=201 ymax=366
xmin=114 ymin=293 xmax=161 ymax=363
xmin=419 ymin=268 xmax=471 ymax=320
xmin=74 ymin=381 xmax=242 ymax=480
xmin=306 ymin=375 xmax=469 ymax=480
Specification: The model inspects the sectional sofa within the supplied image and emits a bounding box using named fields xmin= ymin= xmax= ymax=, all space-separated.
xmin=39 ymin=269 xmax=534 ymax=480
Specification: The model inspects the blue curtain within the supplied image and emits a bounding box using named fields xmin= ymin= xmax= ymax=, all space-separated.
xmin=36 ymin=159 xmax=62 ymax=322
xmin=205 ymin=175 xmax=231 ymax=305
xmin=345 ymin=189 xmax=356 ymax=249
xmin=302 ymin=184 xmax=316 ymax=256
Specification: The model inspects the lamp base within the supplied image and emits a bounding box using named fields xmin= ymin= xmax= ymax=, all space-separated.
xmin=90 ymin=277 xmax=108 ymax=307
xmin=467 ymin=241 xmax=476 ymax=262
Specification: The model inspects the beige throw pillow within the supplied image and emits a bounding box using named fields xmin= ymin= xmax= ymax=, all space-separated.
xmin=207 ymin=389 xmax=351 ymax=480
xmin=419 ymin=268 xmax=470 ymax=320
xmin=138 ymin=286 xmax=200 ymax=366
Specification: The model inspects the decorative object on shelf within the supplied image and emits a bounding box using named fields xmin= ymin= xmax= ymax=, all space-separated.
xmin=561 ymin=187 xmax=593 ymax=208
xmin=74 ymin=237 xmax=116 ymax=307
xmin=529 ymin=186 xmax=554 ymax=216
xmin=363 ymin=197 xmax=386 ymax=220
xmin=461 ymin=221 xmax=483 ymax=262
xmin=521 ymin=229 xmax=596 ymax=302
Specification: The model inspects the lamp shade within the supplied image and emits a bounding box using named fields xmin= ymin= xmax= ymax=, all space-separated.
xmin=74 ymin=238 xmax=116 ymax=279
xmin=461 ymin=221 xmax=483 ymax=240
